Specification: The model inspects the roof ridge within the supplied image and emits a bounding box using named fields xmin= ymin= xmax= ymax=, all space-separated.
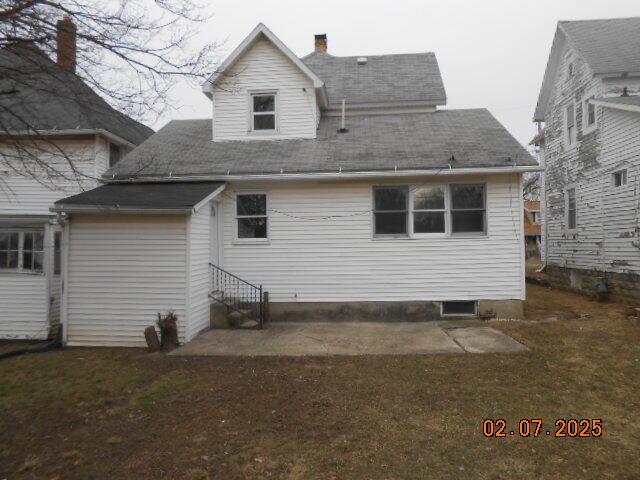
xmin=302 ymin=51 xmax=436 ymax=60
xmin=560 ymin=16 xmax=640 ymax=23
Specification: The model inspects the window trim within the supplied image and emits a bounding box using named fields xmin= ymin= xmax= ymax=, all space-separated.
xmin=0 ymin=229 xmax=45 ymax=275
xmin=582 ymin=95 xmax=597 ymax=134
xmin=565 ymin=102 xmax=577 ymax=147
xmin=249 ymin=91 xmax=278 ymax=134
xmin=565 ymin=187 xmax=577 ymax=232
xmin=612 ymin=169 xmax=628 ymax=188
xmin=372 ymin=183 xmax=488 ymax=239
xmin=234 ymin=191 xmax=269 ymax=243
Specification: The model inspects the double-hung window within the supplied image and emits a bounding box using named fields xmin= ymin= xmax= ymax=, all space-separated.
xmin=373 ymin=184 xmax=486 ymax=237
xmin=251 ymin=93 xmax=276 ymax=132
xmin=566 ymin=188 xmax=577 ymax=230
xmin=450 ymin=184 xmax=486 ymax=234
xmin=0 ymin=230 xmax=44 ymax=273
xmin=373 ymin=186 xmax=408 ymax=235
xmin=236 ymin=193 xmax=268 ymax=240
xmin=613 ymin=169 xmax=627 ymax=188
xmin=583 ymin=96 xmax=596 ymax=132
xmin=565 ymin=103 xmax=576 ymax=146
xmin=412 ymin=186 xmax=446 ymax=234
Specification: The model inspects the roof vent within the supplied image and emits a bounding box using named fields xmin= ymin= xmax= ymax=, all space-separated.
xmin=357 ymin=57 xmax=367 ymax=65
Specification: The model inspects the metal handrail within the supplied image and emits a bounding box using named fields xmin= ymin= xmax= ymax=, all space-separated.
xmin=209 ymin=263 xmax=265 ymax=328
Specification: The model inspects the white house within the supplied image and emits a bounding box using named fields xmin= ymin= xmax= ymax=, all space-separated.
xmin=533 ymin=17 xmax=640 ymax=303
xmin=0 ymin=18 xmax=153 ymax=340
xmin=53 ymin=24 xmax=539 ymax=347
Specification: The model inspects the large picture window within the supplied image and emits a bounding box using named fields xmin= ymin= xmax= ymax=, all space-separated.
xmin=450 ymin=184 xmax=486 ymax=234
xmin=0 ymin=230 xmax=44 ymax=273
xmin=236 ymin=193 xmax=268 ymax=240
xmin=373 ymin=184 xmax=486 ymax=237
xmin=251 ymin=93 xmax=276 ymax=131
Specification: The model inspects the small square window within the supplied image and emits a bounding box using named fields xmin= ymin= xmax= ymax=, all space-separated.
xmin=613 ymin=169 xmax=628 ymax=188
xmin=251 ymin=94 xmax=276 ymax=131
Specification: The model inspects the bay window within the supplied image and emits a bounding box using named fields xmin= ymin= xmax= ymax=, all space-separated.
xmin=0 ymin=230 xmax=44 ymax=273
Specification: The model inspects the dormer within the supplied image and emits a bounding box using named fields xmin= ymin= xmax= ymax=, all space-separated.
xmin=202 ymin=24 xmax=327 ymax=142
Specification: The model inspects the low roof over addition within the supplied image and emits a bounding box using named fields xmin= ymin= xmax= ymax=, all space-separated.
xmin=302 ymin=51 xmax=447 ymax=107
xmin=53 ymin=182 xmax=225 ymax=213
xmin=106 ymin=109 xmax=536 ymax=181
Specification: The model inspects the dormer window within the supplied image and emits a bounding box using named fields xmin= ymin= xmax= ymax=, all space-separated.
xmin=251 ymin=93 xmax=277 ymax=131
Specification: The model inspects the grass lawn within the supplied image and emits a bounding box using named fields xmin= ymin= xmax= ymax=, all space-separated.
xmin=1 ymin=285 xmax=639 ymax=479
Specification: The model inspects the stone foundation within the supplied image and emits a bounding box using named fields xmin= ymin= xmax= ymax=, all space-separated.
xmin=547 ymin=265 xmax=640 ymax=304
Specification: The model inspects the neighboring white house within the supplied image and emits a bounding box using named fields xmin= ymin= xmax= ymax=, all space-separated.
xmin=0 ymin=18 xmax=153 ymax=340
xmin=533 ymin=17 xmax=640 ymax=303
xmin=53 ymin=23 xmax=539 ymax=347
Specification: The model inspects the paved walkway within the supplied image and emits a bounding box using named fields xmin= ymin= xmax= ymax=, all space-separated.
xmin=171 ymin=322 xmax=528 ymax=356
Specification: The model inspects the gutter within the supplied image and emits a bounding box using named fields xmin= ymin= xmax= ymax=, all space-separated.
xmin=1 ymin=128 xmax=137 ymax=149
xmin=106 ymin=165 xmax=543 ymax=184
xmin=50 ymin=205 xmax=194 ymax=214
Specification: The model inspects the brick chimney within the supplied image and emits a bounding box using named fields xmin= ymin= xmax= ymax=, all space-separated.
xmin=314 ymin=34 xmax=327 ymax=53
xmin=56 ymin=16 xmax=77 ymax=73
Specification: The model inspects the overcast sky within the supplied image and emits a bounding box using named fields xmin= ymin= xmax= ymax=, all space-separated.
xmin=162 ymin=0 xmax=639 ymax=147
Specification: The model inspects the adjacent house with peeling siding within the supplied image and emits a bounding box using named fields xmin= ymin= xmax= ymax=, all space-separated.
xmin=533 ymin=17 xmax=640 ymax=303
xmin=52 ymin=24 xmax=539 ymax=347
xmin=0 ymin=18 xmax=153 ymax=340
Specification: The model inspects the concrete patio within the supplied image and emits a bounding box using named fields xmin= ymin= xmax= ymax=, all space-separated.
xmin=171 ymin=322 xmax=528 ymax=356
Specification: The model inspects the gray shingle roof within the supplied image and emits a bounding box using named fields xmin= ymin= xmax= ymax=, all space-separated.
xmin=106 ymin=110 xmax=535 ymax=180
xmin=560 ymin=17 xmax=640 ymax=75
xmin=54 ymin=181 xmax=224 ymax=210
xmin=0 ymin=44 xmax=154 ymax=145
xmin=302 ymin=52 xmax=447 ymax=107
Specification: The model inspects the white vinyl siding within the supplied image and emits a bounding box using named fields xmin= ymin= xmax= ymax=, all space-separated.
xmin=0 ymin=272 xmax=48 ymax=339
xmin=0 ymin=137 xmax=108 ymax=216
xmin=212 ymin=37 xmax=317 ymax=141
xmin=187 ymin=203 xmax=212 ymax=341
xmin=221 ymin=175 xmax=524 ymax=302
xmin=65 ymin=214 xmax=188 ymax=347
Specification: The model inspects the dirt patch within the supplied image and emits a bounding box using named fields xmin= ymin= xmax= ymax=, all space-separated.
xmin=1 ymin=285 xmax=639 ymax=479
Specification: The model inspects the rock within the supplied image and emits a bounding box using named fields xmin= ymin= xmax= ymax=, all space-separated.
xmin=144 ymin=326 xmax=160 ymax=352
xmin=106 ymin=436 xmax=122 ymax=445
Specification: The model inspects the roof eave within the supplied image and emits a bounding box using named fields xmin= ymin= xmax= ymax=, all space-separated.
xmin=106 ymin=165 xmax=542 ymax=184
xmin=50 ymin=205 xmax=194 ymax=214
xmin=0 ymin=128 xmax=138 ymax=149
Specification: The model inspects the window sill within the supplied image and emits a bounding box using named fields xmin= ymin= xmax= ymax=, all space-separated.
xmin=372 ymin=233 xmax=487 ymax=240
xmin=232 ymin=239 xmax=270 ymax=246
xmin=0 ymin=270 xmax=45 ymax=276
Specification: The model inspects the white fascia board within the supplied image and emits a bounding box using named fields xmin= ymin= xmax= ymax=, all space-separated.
xmin=192 ymin=184 xmax=227 ymax=213
xmin=590 ymin=99 xmax=640 ymax=114
xmin=107 ymin=165 xmax=542 ymax=184
xmin=202 ymin=23 xmax=327 ymax=107
xmin=50 ymin=205 xmax=192 ymax=214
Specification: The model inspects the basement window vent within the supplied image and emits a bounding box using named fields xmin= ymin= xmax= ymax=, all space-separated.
xmin=357 ymin=57 xmax=367 ymax=65
xmin=441 ymin=301 xmax=477 ymax=316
